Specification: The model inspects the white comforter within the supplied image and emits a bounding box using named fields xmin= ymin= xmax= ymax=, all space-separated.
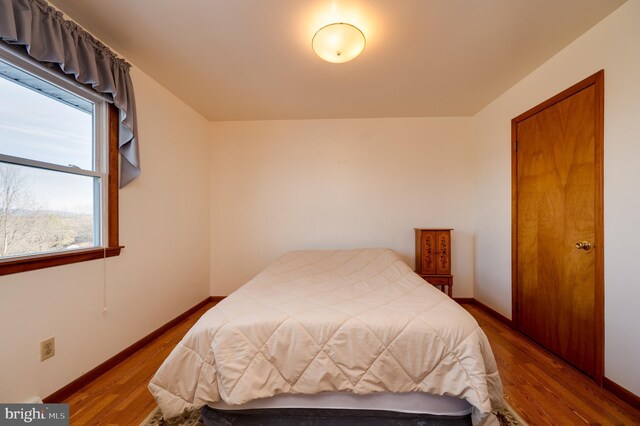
xmin=149 ymin=249 xmax=504 ymax=425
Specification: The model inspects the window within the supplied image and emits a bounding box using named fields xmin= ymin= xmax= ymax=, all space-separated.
xmin=0 ymin=46 xmax=121 ymax=275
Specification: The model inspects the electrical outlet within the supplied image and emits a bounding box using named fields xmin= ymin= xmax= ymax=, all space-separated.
xmin=40 ymin=337 xmax=55 ymax=361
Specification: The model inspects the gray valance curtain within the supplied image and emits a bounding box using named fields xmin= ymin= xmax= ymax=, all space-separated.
xmin=0 ymin=0 xmax=140 ymax=187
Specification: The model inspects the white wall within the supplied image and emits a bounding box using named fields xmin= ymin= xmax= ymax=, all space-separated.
xmin=0 ymin=66 xmax=211 ymax=402
xmin=210 ymin=117 xmax=475 ymax=298
xmin=472 ymin=0 xmax=640 ymax=395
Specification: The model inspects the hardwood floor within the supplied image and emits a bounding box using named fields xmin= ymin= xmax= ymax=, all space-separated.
xmin=64 ymin=301 xmax=218 ymax=425
xmin=62 ymin=300 xmax=639 ymax=425
xmin=462 ymin=303 xmax=639 ymax=425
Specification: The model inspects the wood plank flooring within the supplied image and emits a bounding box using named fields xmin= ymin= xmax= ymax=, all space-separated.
xmin=462 ymin=303 xmax=639 ymax=425
xmin=63 ymin=300 xmax=640 ymax=425
xmin=64 ymin=301 xmax=218 ymax=425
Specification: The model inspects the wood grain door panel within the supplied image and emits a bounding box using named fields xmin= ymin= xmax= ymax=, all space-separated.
xmin=513 ymin=72 xmax=604 ymax=380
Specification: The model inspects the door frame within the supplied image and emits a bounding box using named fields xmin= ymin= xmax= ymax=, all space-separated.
xmin=511 ymin=70 xmax=605 ymax=384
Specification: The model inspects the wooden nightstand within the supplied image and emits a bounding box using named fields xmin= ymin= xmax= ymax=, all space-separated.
xmin=415 ymin=228 xmax=453 ymax=297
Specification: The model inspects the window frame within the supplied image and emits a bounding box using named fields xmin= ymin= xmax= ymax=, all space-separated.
xmin=0 ymin=44 xmax=122 ymax=276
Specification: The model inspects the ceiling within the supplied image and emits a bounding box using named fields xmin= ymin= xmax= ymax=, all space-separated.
xmin=49 ymin=0 xmax=625 ymax=121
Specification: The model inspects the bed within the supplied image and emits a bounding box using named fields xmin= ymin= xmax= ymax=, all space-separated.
xmin=149 ymin=248 xmax=504 ymax=425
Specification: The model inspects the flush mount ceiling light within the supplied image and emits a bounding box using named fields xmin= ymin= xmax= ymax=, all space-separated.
xmin=312 ymin=23 xmax=366 ymax=63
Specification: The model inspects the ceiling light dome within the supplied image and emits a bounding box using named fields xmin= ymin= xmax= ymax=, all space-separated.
xmin=312 ymin=23 xmax=366 ymax=63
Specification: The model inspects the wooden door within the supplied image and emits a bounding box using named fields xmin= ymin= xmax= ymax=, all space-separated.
xmin=419 ymin=230 xmax=436 ymax=274
xmin=512 ymin=71 xmax=604 ymax=382
xmin=435 ymin=230 xmax=451 ymax=274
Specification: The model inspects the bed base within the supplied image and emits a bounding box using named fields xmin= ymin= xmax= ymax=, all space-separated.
xmin=200 ymin=406 xmax=472 ymax=425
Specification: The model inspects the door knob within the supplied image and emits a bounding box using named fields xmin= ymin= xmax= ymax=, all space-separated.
xmin=575 ymin=241 xmax=592 ymax=250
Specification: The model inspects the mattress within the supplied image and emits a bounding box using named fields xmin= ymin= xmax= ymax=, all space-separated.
xmin=149 ymin=248 xmax=503 ymax=425
xmin=208 ymin=391 xmax=472 ymax=416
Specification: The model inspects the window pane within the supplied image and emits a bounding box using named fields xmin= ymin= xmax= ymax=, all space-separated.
xmin=0 ymin=162 xmax=99 ymax=259
xmin=0 ymin=59 xmax=94 ymax=170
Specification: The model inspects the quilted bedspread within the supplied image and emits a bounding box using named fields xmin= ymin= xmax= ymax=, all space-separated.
xmin=149 ymin=249 xmax=504 ymax=425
